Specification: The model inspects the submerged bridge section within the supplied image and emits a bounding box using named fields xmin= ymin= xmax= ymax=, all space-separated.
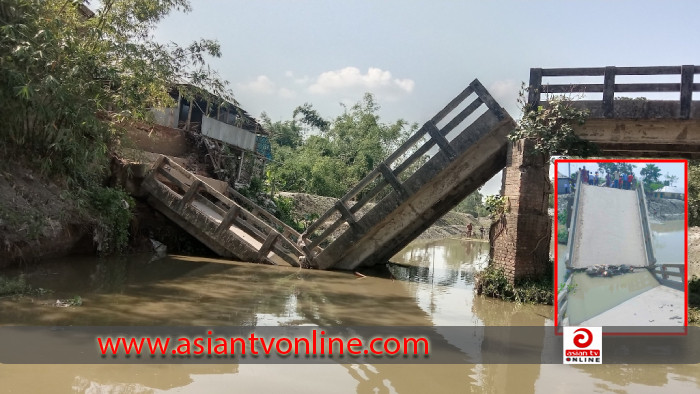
xmin=302 ymin=80 xmax=515 ymax=270
xmin=141 ymin=156 xmax=304 ymax=267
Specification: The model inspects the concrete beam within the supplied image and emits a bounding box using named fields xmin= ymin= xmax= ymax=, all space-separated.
xmin=315 ymin=110 xmax=514 ymax=270
xmin=569 ymin=101 xmax=700 ymax=158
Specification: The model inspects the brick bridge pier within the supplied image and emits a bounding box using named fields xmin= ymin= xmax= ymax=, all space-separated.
xmin=490 ymin=139 xmax=551 ymax=282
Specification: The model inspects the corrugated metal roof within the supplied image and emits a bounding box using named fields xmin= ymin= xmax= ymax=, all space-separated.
xmin=657 ymin=186 xmax=683 ymax=194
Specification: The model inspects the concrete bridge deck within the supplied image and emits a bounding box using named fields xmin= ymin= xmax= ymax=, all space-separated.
xmin=141 ymin=156 xmax=304 ymax=267
xmin=569 ymin=184 xmax=649 ymax=269
xmin=301 ymin=79 xmax=515 ymax=270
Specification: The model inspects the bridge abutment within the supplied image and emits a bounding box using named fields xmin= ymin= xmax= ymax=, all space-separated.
xmin=490 ymin=139 xmax=552 ymax=283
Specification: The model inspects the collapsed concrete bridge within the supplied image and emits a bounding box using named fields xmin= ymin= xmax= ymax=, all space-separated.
xmin=139 ymin=65 xmax=699 ymax=282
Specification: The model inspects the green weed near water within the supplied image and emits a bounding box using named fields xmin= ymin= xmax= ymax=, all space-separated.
xmin=0 ymin=275 xmax=51 ymax=297
xmin=690 ymin=276 xmax=700 ymax=325
xmin=476 ymin=265 xmax=553 ymax=305
xmin=0 ymin=275 xmax=29 ymax=296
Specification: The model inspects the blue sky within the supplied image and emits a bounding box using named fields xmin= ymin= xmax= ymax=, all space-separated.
xmin=153 ymin=0 xmax=700 ymax=196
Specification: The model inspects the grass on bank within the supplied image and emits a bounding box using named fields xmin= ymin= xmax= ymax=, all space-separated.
xmin=690 ymin=276 xmax=699 ymax=325
xmin=475 ymin=264 xmax=554 ymax=305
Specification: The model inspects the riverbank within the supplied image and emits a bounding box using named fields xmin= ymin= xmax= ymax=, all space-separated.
xmin=0 ymin=156 xmax=490 ymax=268
xmin=688 ymin=227 xmax=700 ymax=324
xmin=0 ymin=166 xmax=94 ymax=268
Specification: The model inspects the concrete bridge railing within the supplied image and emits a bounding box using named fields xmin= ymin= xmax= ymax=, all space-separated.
xmin=527 ymin=65 xmax=700 ymax=159
xmin=527 ymin=65 xmax=700 ymax=119
xmin=301 ymin=79 xmax=510 ymax=268
xmin=142 ymin=155 xmax=304 ymax=267
xmin=650 ymin=264 xmax=685 ymax=291
xmin=635 ymin=180 xmax=657 ymax=267
xmin=564 ymin=169 xmax=584 ymax=269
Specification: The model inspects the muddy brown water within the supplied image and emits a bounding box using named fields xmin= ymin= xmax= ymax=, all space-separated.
xmin=1 ymin=238 xmax=698 ymax=393
xmin=562 ymin=219 xmax=687 ymax=325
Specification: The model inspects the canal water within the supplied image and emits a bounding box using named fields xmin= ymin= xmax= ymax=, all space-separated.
xmin=564 ymin=219 xmax=686 ymax=325
xmin=1 ymin=238 xmax=698 ymax=392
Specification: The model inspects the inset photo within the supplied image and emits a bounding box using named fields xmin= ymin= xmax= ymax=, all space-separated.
xmin=555 ymin=160 xmax=687 ymax=330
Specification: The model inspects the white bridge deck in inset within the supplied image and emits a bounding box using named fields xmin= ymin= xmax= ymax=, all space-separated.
xmin=571 ymin=184 xmax=648 ymax=269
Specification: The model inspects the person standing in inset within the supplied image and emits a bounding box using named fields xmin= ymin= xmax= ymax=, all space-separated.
xmin=628 ymin=173 xmax=634 ymax=189
xmin=594 ymin=171 xmax=599 ymax=186
xmin=479 ymin=226 xmax=485 ymax=239
xmin=467 ymin=223 xmax=473 ymax=238
xmin=619 ymin=173 xmax=624 ymax=189
xmin=582 ymin=166 xmax=589 ymax=185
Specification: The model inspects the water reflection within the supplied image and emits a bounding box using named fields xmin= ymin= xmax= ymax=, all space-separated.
xmin=567 ymin=271 xmax=661 ymax=325
xmin=0 ymin=239 xmax=697 ymax=393
xmin=651 ymin=219 xmax=685 ymax=264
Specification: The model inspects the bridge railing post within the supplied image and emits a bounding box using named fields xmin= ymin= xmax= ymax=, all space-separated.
xmin=602 ymin=66 xmax=616 ymax=118
xmin=527 ymin=68 xmax=542 ymax=110
xmin=175 ymin=179 xmax=202 ymax=213
xmin=680 ymin=65 xmax=695 ymax=119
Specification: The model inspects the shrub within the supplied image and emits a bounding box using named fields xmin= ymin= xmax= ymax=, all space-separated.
xmin=475 ymin=264 xmax=553 ymax=305
xmin=86 ymin=186 xmax=134 ymax=254
xmin=690 ymin=276 xmax=699 ymax=325
xmin=557 ymin=228 xmax=569 ymax=244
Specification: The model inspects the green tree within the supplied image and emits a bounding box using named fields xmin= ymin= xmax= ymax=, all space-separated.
xmin=640 ymin=164 xmax=662 ymax=188
xmin=597 ymin=162 xmax=636 ymax=176
xmin=264 ymin=93 xmax=415 ymax=198
xmin=293 ymin=103 xmax=330 ymax=132
xmin=0 ymin=0 xmax=231 ymax=252
xmin=664 ymin=173 xmax=679 ymax=187
xmin=454 ymin=189 xmax=488 ymax=217
xmin=0 ymin=0 xmax=230 ymax=179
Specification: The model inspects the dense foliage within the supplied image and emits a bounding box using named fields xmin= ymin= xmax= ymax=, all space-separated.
xmin=263 ymin=94 xmax=417 ymax=199
xmin=452 ymin=188 xmax=488 ymax=218
xmin=509 ymin=91 xmax=597 ymax=158
xmin=0 ymin=0 xmax=230 ymax=251
xmin=597 ymin=162 xmax=636 ymax=177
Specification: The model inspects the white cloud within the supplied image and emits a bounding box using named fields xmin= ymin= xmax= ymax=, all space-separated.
xmin=237 ymin=75 xmax=277 ymax=95
xmin=278 ymin=87 xmax=297 ymax=99
xmin=488 ymin=79 xmax=521 ymax=117
xmin=285 ymin=70 xmax=310 ymax=85
xmin=308 ymin=67 xmax=415 ymax=96
xmin=238 ymin=75 xmax=297 ymax=99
